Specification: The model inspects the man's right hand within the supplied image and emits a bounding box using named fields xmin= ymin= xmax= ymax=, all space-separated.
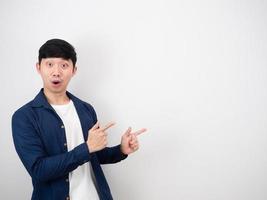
xmin=87 ymin=121 xmax=115 ymax=153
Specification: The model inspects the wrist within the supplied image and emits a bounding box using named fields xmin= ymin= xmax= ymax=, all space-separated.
xmin=120 ymin=144 xmax=127 ymax=156
xmin=87 ymin=141 xmax=93 ymax=153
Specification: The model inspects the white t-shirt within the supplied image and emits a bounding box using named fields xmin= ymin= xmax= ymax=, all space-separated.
xmin=51 ymin=100 xmax=99 ymax=200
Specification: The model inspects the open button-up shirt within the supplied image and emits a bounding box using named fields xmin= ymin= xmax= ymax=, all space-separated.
xmin=12 ymin=89 xmax=127 ymax=200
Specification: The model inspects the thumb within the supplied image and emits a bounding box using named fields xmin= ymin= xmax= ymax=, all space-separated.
xmin=91 ymin=121 xmax=100 ymax=131
xmin=124 ymin=127 xmax=132 ymax=136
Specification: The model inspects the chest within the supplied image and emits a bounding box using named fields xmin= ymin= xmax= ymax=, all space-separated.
xmin=34 ymin=108 xmax=95 ymax=155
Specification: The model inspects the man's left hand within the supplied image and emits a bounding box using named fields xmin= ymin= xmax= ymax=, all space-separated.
xmin=120 ymin=127 xmax=147 ymax=155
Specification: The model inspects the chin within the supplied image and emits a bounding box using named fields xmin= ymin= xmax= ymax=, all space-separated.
xmin=46 ymin=86 xmax=66 ymax=94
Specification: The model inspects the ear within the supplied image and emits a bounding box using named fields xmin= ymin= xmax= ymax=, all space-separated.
xmin=72 ymin=66 xmax=77 ymax=77
xmin=36 ymin=62 xmax=41 ymax=74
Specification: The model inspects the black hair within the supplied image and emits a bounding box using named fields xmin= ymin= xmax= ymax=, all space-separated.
xmin=38 ymin=39 xmax=77 ymax=66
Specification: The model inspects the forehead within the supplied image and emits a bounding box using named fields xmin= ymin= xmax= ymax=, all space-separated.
xmin=41 ymin=57 xmax=73 ymax=64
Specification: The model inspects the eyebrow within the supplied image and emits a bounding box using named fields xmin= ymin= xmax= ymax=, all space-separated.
xmin=45 ymin=59 xmax=70 ymax=63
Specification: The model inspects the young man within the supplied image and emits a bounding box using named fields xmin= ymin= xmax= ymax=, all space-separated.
xmin=12 ymin=39 xmax=146 ymax=200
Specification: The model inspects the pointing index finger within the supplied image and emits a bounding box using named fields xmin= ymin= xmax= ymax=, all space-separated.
xmin=133 ymin=128 xmax=147 ymax=136
xmin=100 ymin=122 xmax=116 ymax=132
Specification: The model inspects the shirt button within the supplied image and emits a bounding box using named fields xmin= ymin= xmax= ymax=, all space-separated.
xmin=64 ymin=143 xmax=67 ymax=147
xmin=66 ymin=178 xmax=69 ymax=182
xmin=61 ymin=125 xmax=64 ymax=128
xmin=66 ymin=197 xmax=70 ymax=200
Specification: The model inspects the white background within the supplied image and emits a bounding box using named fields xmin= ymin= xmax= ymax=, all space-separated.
xmin=1 ymin=0 xmax=267 ymax=199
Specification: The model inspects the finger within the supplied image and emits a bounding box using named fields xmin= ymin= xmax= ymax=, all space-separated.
xmin=129 ymin=135 xmax=137 ymax=144
xmin=91 ymin=121 xmax=100 ymax=130
xmin=100 ymin=131 xmax=108 ymax=137
xmin=100 ymin=122 xmax=116 ymax=132
xmin=133 ymin=128 xmax=147 ymax=136
xmin=130 ymin=133 xmax=137 ymax=139
xmin=130 ymin=140 xmax=138 ymax=146
xmin=132 ymin=145 xmax=139 ymax=151
xmin=130 ymin=136 xmax=138 ymax=143
xmin=130 ymin=134 xmax=134 ymax=141
xmin=124 ymin=127 xmax=132 ymax=136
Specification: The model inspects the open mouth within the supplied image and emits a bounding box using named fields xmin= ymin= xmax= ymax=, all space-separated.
xmin=51 ymin=80 xmax=61 ymax=85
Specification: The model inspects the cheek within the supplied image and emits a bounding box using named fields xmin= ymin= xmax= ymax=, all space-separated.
xmin=64 ymin=74 xmax=74 ymax=82
xmin=39 ymin=71 xmax=52 ymax=82
xmin=42 ymin=73 xmax=51 ymax=80
xmin=40 ymin=69 xmax=50 ymax=76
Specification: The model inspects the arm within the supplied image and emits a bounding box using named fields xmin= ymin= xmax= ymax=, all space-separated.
xmin=96 ymin=127 xmax=147 ymax=164
xmin=96 ymin=145 xmax=127 ymax=164
xmin=12 ymin=110 xmax=91 ymax=183
xmin=85 ymin=102 xmax=146 ymax=164
xmin=86 ymin=121 xmax=128 ymax=164
xmin=85 ymin=104 xmax=128 ymax=164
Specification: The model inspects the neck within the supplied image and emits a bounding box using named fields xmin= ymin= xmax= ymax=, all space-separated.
xmin=43 ymin=88 xmax=70 ymax=105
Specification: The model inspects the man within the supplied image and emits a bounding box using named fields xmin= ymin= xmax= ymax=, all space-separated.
xmin=12 ymin=39 xmax=146 ymax=200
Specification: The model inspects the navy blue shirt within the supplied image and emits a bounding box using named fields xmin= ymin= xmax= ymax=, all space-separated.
xmin=12 ymin=89 xmax=127 ymax=200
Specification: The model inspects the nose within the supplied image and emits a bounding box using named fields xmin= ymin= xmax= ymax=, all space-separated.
xmin=52 ymin=65 xmax=61 ymax=77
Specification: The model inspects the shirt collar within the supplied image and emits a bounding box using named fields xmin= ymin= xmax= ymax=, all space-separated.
xmin=31 ymin=88 xmax=81 ymax=109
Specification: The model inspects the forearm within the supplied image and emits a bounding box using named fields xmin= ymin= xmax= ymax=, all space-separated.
xmin=17 ymin=142 xmax=90 ymax=183
xmin=96 ymin=145 xmax=128 ymax=164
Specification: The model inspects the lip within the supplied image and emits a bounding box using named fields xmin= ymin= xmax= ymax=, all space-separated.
xmin=51 ymin=80 xmax=62 ymax=87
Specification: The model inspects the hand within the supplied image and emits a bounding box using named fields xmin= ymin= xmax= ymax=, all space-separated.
xmin=120 ymin=127 xmax=147 ymax=155
xmin=87 ymin=121 xmax=115 ymax=153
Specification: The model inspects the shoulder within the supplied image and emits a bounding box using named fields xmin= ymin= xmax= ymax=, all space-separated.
xmin=12 ymin=100 xmax=35 ymax=122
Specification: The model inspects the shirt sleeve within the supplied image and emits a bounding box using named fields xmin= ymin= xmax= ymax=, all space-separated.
xmin=96 ymin=145 xmax=128 ymax=164
xmin=12 ymin=110 xmax=91 ymax=183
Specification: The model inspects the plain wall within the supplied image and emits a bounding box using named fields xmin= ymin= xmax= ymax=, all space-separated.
xmin=1 ymin=0 xmax=267 ymax=199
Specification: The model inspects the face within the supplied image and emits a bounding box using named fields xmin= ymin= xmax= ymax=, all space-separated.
xmin=36 ymin=57 xmax=77 ymax=95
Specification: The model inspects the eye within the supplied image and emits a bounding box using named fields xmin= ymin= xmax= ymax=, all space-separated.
xmin=47 ymin=62 xmax=53 ymax=67
xmin=61 ymin=63 xmax=69 ymax=69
